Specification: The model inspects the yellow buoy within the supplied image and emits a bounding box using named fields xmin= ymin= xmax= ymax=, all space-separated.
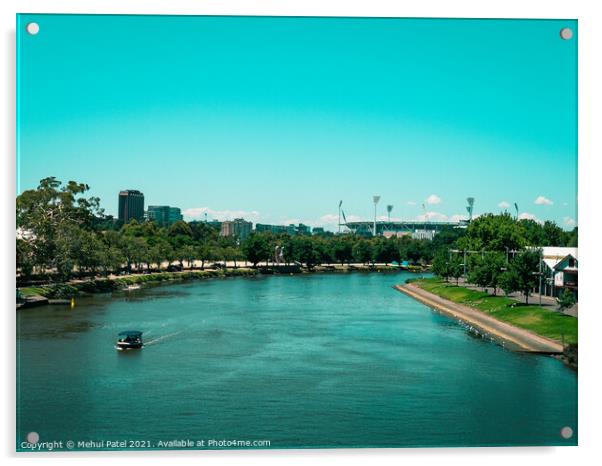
xmin=70 ymin=297 xmax=75 ymax=309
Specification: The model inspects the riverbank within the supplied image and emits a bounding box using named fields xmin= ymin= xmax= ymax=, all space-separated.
xmin=17 ymin=263 xmax=422 ymax=306
xmin=396 ymin=281 xmax=572 ymax=353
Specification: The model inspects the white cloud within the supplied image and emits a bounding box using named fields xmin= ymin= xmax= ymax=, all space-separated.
xmin=406 ymin=201 xmax=417 ymax=206
xmin=184 ymin=207 xmax=262 ymax=222
xmin=425 ymin=194 xmax=442 ymax=205
xmin=280 ymin=218 xmax=301 ymax=226
xmin=534 ymin=195 xmax=553 ymax=206
xmin=498 ymin=201 xmax=510 ymax=209
xmin=563 ymin=217 xmax=576 ymax=227
xmin=518 ymin=212 xmax=542 ymax=224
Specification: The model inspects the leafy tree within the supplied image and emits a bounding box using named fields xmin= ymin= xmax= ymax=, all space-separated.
xmin=195 ymin=242 xmax=214 ymax=270
xmin=467 ymin=252 xmax=505 ymax=294
xmin=352 ymin=240 xmax=373 ymax=265
xmin=331 ymin=238 xmax=353 ymax=265
xmin=459 ymin=213 xmax=525 ymax=252
xmin=449 ymin=254 xmax=464 ymax=285
xmin=431 ymin=251 xmax=451 ymax=281
xmin=373 ymin=238 xmax=400 ymax=264
xmin=557 ymin=289 xmax=576 ymax=311
xmin=566 ymin=227 xmax=578 ymax=247
xmin=242 ymin=233 xmax=271 ymax=267
xmin=498 ymin=269 xmax=519 ymax=296
xmin=295 ymin=237 xmax=321 ymax=269
xmin=509 ymin=249 xmax=541 ymax=304
xmin=180 ymin=245 xmax=197 ymax=269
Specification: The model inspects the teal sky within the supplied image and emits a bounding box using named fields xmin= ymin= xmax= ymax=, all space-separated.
xmin=17 ymin=15 xmax=577 ymax=230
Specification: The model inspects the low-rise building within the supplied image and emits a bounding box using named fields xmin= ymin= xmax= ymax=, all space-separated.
xmin=540 ymin=247 xmax=578 ymax=299
xmin=256 ymin=223 xmax=288 ymax=234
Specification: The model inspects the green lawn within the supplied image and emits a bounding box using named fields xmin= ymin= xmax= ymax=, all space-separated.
xmin=414 ymin=277 xmax=578 ymax=345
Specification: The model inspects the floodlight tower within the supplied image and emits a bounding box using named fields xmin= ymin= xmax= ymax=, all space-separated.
xmin=338 ymin=200 xmax=343 ymax=234
xmin=372 ymin=195 xmax=381 ymax=236
xmin=387 ymin=204 xmax=394 ymax=222
xmin=466 ymin=197 xmax=475 ymax=222
xmin=514 ymin=202 xmax=519 ymax=220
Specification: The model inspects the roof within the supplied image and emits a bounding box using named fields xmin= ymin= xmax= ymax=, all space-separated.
xmin=541 ymin=247 xmax=578 ymax=271
xmin=118 ymin=330 xmax=143 ymax=337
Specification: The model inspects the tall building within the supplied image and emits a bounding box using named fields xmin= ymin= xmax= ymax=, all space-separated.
xmin=146 ymin=205 xmax=183 ymax=227
xmin=220 ymin=218 xmax=253 ymax=240
xmin=118 ymin=190 xmax=145 ymax=223
xmin=168 ymin=207 xmax=183 ymax=224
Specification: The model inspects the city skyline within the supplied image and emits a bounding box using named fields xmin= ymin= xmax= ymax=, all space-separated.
xmin=17 ymin=16 xmax=577 ymax=230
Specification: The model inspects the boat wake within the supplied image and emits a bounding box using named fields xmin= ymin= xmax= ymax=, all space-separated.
xmin=144 ymin=331 xmax=183 ymax=346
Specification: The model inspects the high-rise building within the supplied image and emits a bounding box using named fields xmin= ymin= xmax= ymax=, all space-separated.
xmin=220 ymin=218 xmax=253 ymax=240
xmin=168 ymin=207 xmax=183 ymax=224
xmin=118 ymin=190 xmax=145 ymax=223
xmin=146 ymin=205 xmax=183 ymax=227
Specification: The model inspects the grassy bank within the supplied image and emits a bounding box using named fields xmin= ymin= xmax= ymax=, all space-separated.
xmin=19 ymin=268 xmax=258 ymax=300
xmin=413 ymin=278 xmax=577 ymax=345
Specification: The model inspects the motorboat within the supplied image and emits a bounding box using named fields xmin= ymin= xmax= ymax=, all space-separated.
xmin=115 ymin=330 xmax=143 ymax=350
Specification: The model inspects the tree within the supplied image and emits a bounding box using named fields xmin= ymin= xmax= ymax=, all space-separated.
xmin=331 ymin=237 xmax=353 ymax=265
xmin=467 ymin=252 xmax=505 ymax=294
xmin=431 ymin=251 xmax=451 ymax=281
xmin=16 ymin=177 xmax=104 ymax=277
xmin=449 ymin=254 xmax=463 ymax=285
xmin=557 ymin=289 xmax=576 ymax=311
xmin=180 ymin=245 xmax=197 ymax=269
xmin=242 ymin=233 xmax=271 ymax=267
xmin=509 ymin=249 xmax=540 ymax=304
xmin=459 ymin=213 xmax=525 ymax=252
xmin=352 ymin=240 xmax=373 ymax=265
xmin=373 ymin=238 xmax=400 ymax=264
xmin=498 ymin=269 xmax=519 ymax=296
xmin=566 ymin=227 xmax=578 ymax=247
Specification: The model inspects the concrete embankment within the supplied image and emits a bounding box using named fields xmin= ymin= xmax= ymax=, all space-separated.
xmin=395 ymin=283 xmax=564 ymax=354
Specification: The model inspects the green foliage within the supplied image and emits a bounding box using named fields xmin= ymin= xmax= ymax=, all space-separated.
xmin=352 ymin=240 xmax=373 ymax=264
xmin=467 ymin=252 xmax=505 ymax=294
xmin=241 ymin=233 xmax=272 ymax=267
xmin=16 ymin=179 xmax=576 ymax=286
xmin=431 ymin=251 xmax=451 ymax=281
xmin=510 ymin=249 xmax=541 ymax=304
xmin=458 ymin=213 xmax=526 ymax=252
xmin=557 ymin=289 xmax=576 ymax=311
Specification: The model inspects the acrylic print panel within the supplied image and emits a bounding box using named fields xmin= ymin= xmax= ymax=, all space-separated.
xmin=16 ymin=14 xmax=578 ymax=451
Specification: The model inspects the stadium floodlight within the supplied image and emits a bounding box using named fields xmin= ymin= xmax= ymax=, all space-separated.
xmin=338 ymin=200 xmax=343 ymax=234
xmin=514 ymin=202 xmax=519 ymax=220
xmin=373 ymin=195 xmax=381 ymax=236
xmin=387 ymin=204 xmax=393 ymax=222
xmin=466 ymin=197 xmax=475 ymax=222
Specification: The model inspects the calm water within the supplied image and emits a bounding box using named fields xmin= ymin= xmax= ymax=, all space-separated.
xmin=17 ymin=272 xmax=577 ymax=450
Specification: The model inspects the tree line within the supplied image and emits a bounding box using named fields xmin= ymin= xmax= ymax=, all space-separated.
xmin=17 ymin=178 xmax=577 ymax=289
xmin=431 ymin=212 xmax=577 ymax=305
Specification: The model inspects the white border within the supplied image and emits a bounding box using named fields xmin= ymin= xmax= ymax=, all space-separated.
xmin=2 ymin=1 xmax=601 ymax=465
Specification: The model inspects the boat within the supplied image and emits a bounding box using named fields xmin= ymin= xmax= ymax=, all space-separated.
xmin=115 ymin=330 xmax=144 ymax=350
xmin=126 ymin=284 xmax=141 ymax=291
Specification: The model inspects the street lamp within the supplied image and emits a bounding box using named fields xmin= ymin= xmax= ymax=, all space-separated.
xmin=372 ymin=195 xmax=381 ymax=237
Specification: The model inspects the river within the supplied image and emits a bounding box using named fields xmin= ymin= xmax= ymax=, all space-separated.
xmin=16 ymin=272 xmax=577 ymax=450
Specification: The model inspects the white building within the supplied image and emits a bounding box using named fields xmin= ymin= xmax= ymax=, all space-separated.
xmin=540 ymin=247 xmax=578 ymax=299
